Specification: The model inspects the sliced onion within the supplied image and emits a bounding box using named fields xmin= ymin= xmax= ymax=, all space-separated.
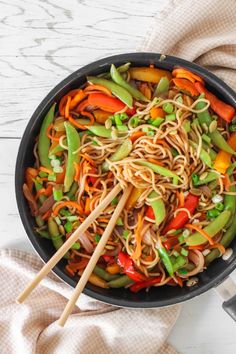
xmin=142 ymin=228 xmax=153 ymax=246
xmin=23 ymin=184 xmax=38 ymax=216
xmin=199 ymin=185 xmax=212 ymax=199
xmin=39 ymin=195 xmax=55 ymax=214
xmin=79 ymin=231 xmax=94 ymax=254
xmin=104 ymin=243 xmax=121 ymax=256
xmin=180 ymin=250 xmax=204 ymax=278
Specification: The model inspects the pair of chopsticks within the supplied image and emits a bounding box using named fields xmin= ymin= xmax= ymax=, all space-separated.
xmin=17 ymin=183 xmax=133 ymax=327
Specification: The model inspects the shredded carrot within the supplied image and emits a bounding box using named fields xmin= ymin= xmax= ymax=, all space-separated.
xmin=46 ymin=123 xmax=60 ymax=142
xmin=185 ymin=224 xmax=214 ymax=245
xmin=68 ymin=114 xmax=93 ymax=130
xmin=64 ymin=96 xmax=71 ymax=119
xmin=80 ymin=154 xmax=96 ymax=167
xmin=144 ymin=255 xmax=153 ymax=262
xmin=68 ymin=258 xmax=89 ymax=271
xmin=176 ymin=191 xmax=185 ymax=208
xmin=65 ymin=265 xmax=75 ymax=276
xmin=96 ymin=226 xmax=104 ymax=235
xmin=97 ymin=218 xmax=110 ymax=223
xmin=132 ymin=213 xmax=143 ymax=260
xmin=59 ymin=89 xmax=85 ymax=116
xmin=73 ymin=162 xmax=80 ymax=182
xmin=84 ymin=198 xmax=91 ymax=216
xmin=56 ymin=167 xmax=65 ymax=184
xmin=53 ymin=201 xmax=83 ymax=216
xmin=156 ymin=139 xmax=168 ymax=148
xmin=188 ymin=244 xmax=206 ymax=251
xmin=42 ymin=209 xmax=52 ymax=220
xmin=210 ymin=243 xmax=225 ymax=255
xmin=81 ymin=111 xmax=95 ymax=126
xmin=39 ymin=166 xmax=53 ymax=175
xmin=150 ymin=107 xmax=165 ymax=119
xmin=84 ymin=84 xmax=112 ymax=96
xmin=147 ymin=158 xmax=164 ymax=166
xmin=130 ymin=131 xmax=145 ymax=143
xmin=224 ymin=173 xmax=231 ymax=191
xmin=44 ymin=184 xmax=53 ymax=197
xmin=172 ymin=68 xmax=204 ymax=84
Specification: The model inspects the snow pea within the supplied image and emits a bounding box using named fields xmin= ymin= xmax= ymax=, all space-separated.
xmin=99 ymin=62 xmax=131 ymax=79
xmin=38 ymin=103 xmax=56 ymax=168
xmin=102 ymin=138 xmax=132 ymax=171
xmin=64 ymin=122 xmax=80 ymax=192
xmin=108 ymin=275 xmax=133 ymax=288
xmin=196 ymin=97 xmax=236 ymax=155
xmin=87 ymin=76 xmax=133 ymax=108
xmin=110 ymin=64 xmax=149 ymax=102
xmin=186 ymin=210 xmax=231 ymax=246
xmin=193 ymin=171 xmax=220 ymax=186
xmin=48 ymin=217 xmax=69 ymax=258
xmin=158 ymin=247 xmax=174 ymax=276
xmin=205 ymin=215 xmax=236 ymax=265
xmin=66 ymin=181 xmax=78 ymax=199
xmin=137 ymin=161 xmax=181 ymax=181
xmin=148 ymin=191 xmax=166 ymax=225
xmin=153 ymin=77 xmax=170 ymax=96
xmin=49 ymin=142 xmax=66 ymax=157
xmin=202 ymin=141 xmax=217 ymax=160
xmin=93 ymin=265 xmax=119 ymax=281
xmin=35 ymin=215 xmax=45 ymax=227
xmin=189 ymin=140 xmax=212 ymax=168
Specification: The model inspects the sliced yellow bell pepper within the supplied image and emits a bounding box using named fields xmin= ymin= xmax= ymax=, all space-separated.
xmin=125 ymin=187 xmax=144 ymax=210
xmin=213 ymin=132 xmax=236 ymax=174
xmin=129 ymin=67 xmax=172 ymax=83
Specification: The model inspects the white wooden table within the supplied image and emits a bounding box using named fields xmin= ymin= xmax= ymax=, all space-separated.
xmin=1 ymin=0 xmax=235 ymax=352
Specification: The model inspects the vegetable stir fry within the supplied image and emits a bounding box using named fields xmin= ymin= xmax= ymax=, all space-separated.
xmin=23 ymin=63 xmax=236 ymax=292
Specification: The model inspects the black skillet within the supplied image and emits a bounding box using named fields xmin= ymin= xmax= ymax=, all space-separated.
xmin=15 ymin=53 xmax=236 ymax=319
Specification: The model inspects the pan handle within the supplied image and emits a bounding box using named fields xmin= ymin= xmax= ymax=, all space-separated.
xmin=215 ymin=277 xmax=236 ymax=321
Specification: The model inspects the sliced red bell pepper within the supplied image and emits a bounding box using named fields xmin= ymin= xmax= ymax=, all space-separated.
xmin=146 ymin=206 xmax=155 ymax=220
xmin=117 ymin=251 xmax=147 ymax=282
xmin=162 ymin=193 xmax=199 ymax=234
xmin=87 ymin=93 xmax=125 ymax=113
xmin=102 ymin=255 xmax=115 ymax=264
xmin=87 ymin=166 xmax=97 ymax=185
xmin=195 ymin=82 xmax=236 ymax=123
xmin=130 ymin=276 xmax=162 ymax=292
xmin=163 ymin=237 xmax=179 ymax=250
xmin=126 ymin=106 xmax=136 ymax=116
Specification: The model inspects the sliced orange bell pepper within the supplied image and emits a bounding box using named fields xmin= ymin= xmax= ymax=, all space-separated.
xmin=213 ymin=132 xmax=236 ymax=173
xmin=93 ymin=109 xmax=111 ymax=124
xmin=172 ymin=78 xmax=199 ymax=96
xmin=125 ymin=187 xmax=144 ymax=210
xmin=129 ymin=67 xmax=172 ymax=83
xmin=172 ymin=68 xmax=204 ymax=84
xmin=150 ymin=107 xmax=165 ymax=119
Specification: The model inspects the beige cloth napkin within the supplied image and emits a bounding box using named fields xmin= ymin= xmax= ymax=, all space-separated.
xmin=138 ymin=0 xmax=236 ymax=91
xmin=0 ymin=249 xmax=180 ymax=354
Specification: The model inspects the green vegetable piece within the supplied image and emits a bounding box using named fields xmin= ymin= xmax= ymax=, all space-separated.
xmin=93 ymin=265 xmax=119 ymax=281
xmin=87 ymin=76 xmax=133 ymax=108
xmin=102 ymin=138 xmax=132 ymax=172
xmin=193 ymin=171 xmax=220 ymax=186
xmin=202 ymin=134 xmax=211 ymax=145
xmin=150 ymin=117 xmax=164 ymax=127
xmin=129 ymin=116 xmax=139 ymax=128
xmin=38 ymin=103 xmax=56 ymax=168
xmin=148 ymin=191 xmax=166 ymax=225
xmin=165 ymin=113 xmax=176 ymax=121
xmin=108 ymin=275 xmax=134 ymax=288
xmin=153 ymin=77 xmax=169 ymax=96
xmin=180 ymin=248 xmax=188 ymax=257
xmin=158 ymin=247 xmax=174 ymax=276
xmin=99 ymin=62 xmax=131 ymax=79
xmin=230 ymin=125 xmax=236 ymax=132
xmin=186 ymin=210 xmax=231 ymax=246
xmin=35 ymin=215 xmax=45 ymax=227
xmin=71 ymin=242 xmax=81 ymax=250
xmin=192 ymin=173 xmax=199 ymax=186
xmin=110 ymin=64 xmax=149 ymax=102
xmin=66 ymin=181 xmax=78 ymax=199
xmin=48 ymin=217 xmax=69 ymax=258
xmin=189 ymin=140 xmax=212 ymax=168
xmin=64 ymin=220 xmax=73 ymax=233
xmin=137 ymin=160 xmax=181 ymax=181
xmin=183 ymin=121 xmax=191 ymax=133
xmin=64 ymin=122 xmax=80 ymax=192
xmin=215 ymin=202 xmax=224 ymax=211
xmin=36 ymin=229 xmax=51 ymax=238
xmin=172 ymin=255 xmax=186 ymax=272
xmin=49 ymin=142 xmax=66 ymax=157
xmin=74 ymin=119 xmax=112 ymax=138
xmin=53 ymin=186 xmax=63 ymax=202
xmin=111 ymin=197 xmax=118 ymax=206
xmin=207 ymin=209 xmax=220 ymax=219
xmin=116 ymin=217 xmax=124 ymax=226
xmin=201 ymin=141 xmax=217 ymax=160
xmin=171 ymin=148 xmax=179 ymax=157
xmin=122 ymin=230 xmax=130 ymax=239
xmin=95 ymin=234 xmax=101 ymax=243
xmin=163 ymin=102 xmax=173 ymax=113
xmin=34 ymin=180 xmax=47 ymax=204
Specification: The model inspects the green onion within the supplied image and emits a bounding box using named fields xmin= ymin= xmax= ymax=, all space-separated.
xmin=147 ymin=130 xmax=155 ymax=136
xmin=64 ymin=221 xmax=73 ymax=233
xmin=183 ymin=121 xmax=191 ymax=133
xmin=48 ymin=174 xmax=56 ymax=182
xmin=92 ymin=140 xmax=99 ymax=145
xmin=163 ymin=102 xmax=174 ymax=114
xmin=215 ymin=202 xmax=224 ymax=211
xmin=60 ymin=209 xmax=71 ymax=217
xmin=229 ymin=125 xmax=236 ymax=132
xmin=172 ymin=176 xmax=179 ymax=185
xmin=171 ymin=148 xmax=179 ymax=157
xmin=39 ymin=171 xmax=48 ymax=178
xmin=114 ymin=114 xmax=123 ymax=126
xmin=54 ymin=216 xmax=61 ymax=225
xmin=111 ymin=197 xmax=118 ymax=206
xmin=142 ymin=127 xmax=149 ymax=133
xmin=95 ymin=234 xmax=101 ymax=243
xmin=53 ymin=187 xmax=63 ymax=202
xmin=67 ymin=216 xmax=78 ymax=222
xmin=122 ymin=230 xmax=129 ymax=239
xmin=129 ymin=116 xmax=139 ymax=128
xmin=176 ymin=96 xmax=183 ymax=104
xmin=120 ymin=113 xmax=128 ymax=121
xmin=192 ymin=173 xmax=199 ymax=186
xmin=165 ymin=113 xmax=176 ymax=121
xmin=180 ymin=248 xmax=189 ymax=257
xmin=150 ymin=117 xmax=164 ymax=127
xmin=172 ymin=255 xmax=186 ymax=271
xmin=71 ymin=242 xmax=81 ymax=250
xmin=178 ymin=235 xmax=185 ymax=243
xmin=202 ymin=134 xmax=211 ymax=144
xmin=207 ymin=209 xmax=220 ymax=219
xmin=116 ymin=217 xmax=124 ymax=226
xmin=178 ymin=268 xmax=188 ymax=275
xmin=173 ymin=250 xmax=179 ymax=257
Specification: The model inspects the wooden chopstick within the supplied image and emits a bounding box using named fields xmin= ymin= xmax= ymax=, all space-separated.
xmin=58 ymin=184 xmax=133 ymax=327
xmin=16 ymin=183 xmax=122 ymax=304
